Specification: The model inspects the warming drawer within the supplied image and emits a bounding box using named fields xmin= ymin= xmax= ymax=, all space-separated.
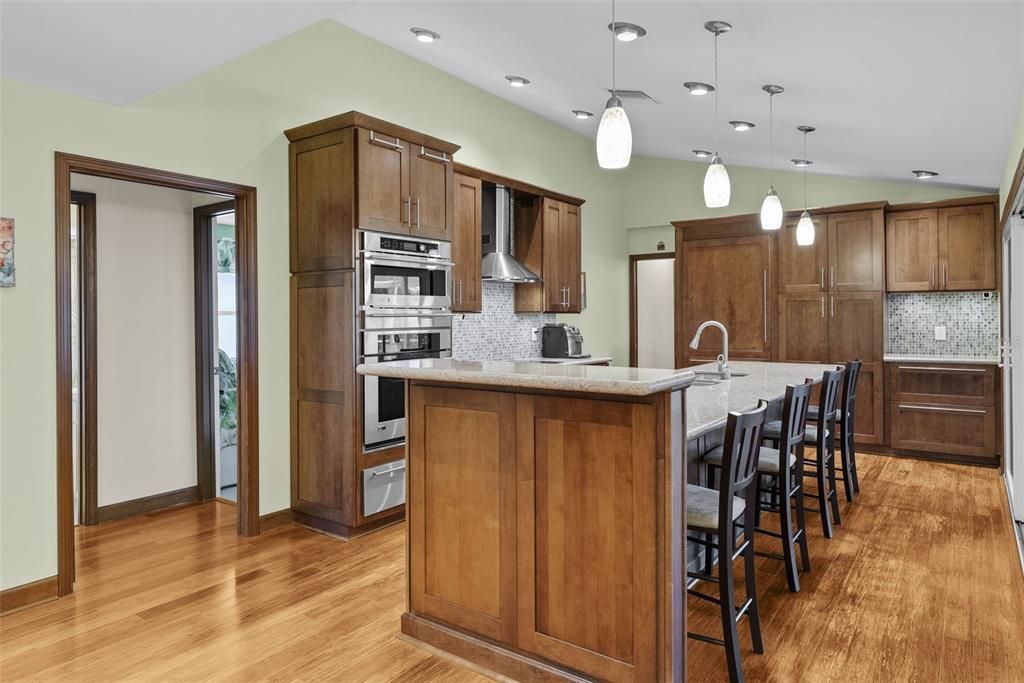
xmin=362 ymin=459 xmax=406 ymax=517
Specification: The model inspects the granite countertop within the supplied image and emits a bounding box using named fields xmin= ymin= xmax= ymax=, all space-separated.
xmin=883 ymin=353 xmax=1000 ymax=366
xmin=515 ymin=356 xmax=614 ymax=366
xmin=356 ymin=358 xmax=693 ymax=396
xmin=686 ymin=360 xmax=841 ymax=441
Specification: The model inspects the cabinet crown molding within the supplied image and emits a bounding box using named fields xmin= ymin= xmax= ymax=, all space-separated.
xmin=284 ymin=111 xmax=461 ymax=154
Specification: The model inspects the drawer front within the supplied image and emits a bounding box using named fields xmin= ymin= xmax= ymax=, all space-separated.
xmin=889 ymin=363 xmax=996 ymax=407
xmin=362 ymin=460 xmax=406 ymax=517
xmin=889 ymin=402 xmax=995 ymax=458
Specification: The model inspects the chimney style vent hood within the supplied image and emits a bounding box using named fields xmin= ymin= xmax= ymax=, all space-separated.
xmin=481 ymin=184 xmax=541 ymax=283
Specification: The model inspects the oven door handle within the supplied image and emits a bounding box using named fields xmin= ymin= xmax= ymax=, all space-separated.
xmin=361 ymin=253 xmax=453 ymax=268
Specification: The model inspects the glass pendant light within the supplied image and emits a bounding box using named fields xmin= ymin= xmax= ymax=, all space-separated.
xmin=760 ymin=85 xmax=784 ymax=230
xmin=597 ymin=0 xmax=632 ymax=169
xmin=795 ymin=125 xmax=817 ymax=246
xmin=703 ymin=21 xmax=732 ymax=208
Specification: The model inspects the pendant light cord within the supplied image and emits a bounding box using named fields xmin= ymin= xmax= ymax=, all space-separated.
xmin=611 ymin=0 xmax=616 ymax=96
xmin=713 ymin=31 xmax=719 ymax=153
xmin=803 ymin=131 xmax=808 ymax=209
xmin=769 ymin=94 xmax=774 ymax=187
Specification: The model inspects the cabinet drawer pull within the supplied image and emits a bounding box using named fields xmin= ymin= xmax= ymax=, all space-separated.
xmin=371 ymin=463 xmax=407 ymax=477
xmin=896 ymin=365 xmax=987 ymax=373
xmin=420 ymin=146 xmax=449 ymax=163
xmin=369 ymin=130 xmax=403 ymax=150
xmin=898 ymin=404 xmax=987 ymax=415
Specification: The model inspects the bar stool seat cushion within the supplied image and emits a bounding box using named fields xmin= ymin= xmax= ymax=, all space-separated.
xmin=703 ymin=445 xmax=796 ymax=474
xmin=763 ymin=420 xmax=828 ymax=443
xmin=686 ymin=484 xmax=746 ymax=530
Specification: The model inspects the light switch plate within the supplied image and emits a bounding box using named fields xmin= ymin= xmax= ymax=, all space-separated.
xmin=934 ymin=325 xmax=947 ymax=341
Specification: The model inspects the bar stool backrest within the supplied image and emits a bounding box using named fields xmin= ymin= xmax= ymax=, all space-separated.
xmin=816 ymin=367 xmax=845 ymax=448
xmin=841 ymin=359 xmax=862 ymax=424
xmin=781 ymin=379 xmax=815 ymax=455
xmin=719 ymin=400 xmax=769 ymax=516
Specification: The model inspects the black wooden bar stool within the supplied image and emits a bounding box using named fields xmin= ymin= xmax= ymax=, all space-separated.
xmin=807 ymin=359 xmax=862 ymax=501
xmin=686 ymin=401 xmax=768 ymax=683
xmin=763 ymin=367 xmax=844 ymax=538
xmin=703 ymin=380 xmax=814 ymax=592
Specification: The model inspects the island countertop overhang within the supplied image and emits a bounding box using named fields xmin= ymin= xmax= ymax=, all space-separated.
xmin=356 ymin=358 xmax=696 ymax=396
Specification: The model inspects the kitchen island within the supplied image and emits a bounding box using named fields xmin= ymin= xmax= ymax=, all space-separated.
xmin=356 ymin=359 xmax=840 ymax=682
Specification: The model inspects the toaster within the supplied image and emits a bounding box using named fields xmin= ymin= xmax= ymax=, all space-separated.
xmin=541 ymin=323 xmax=587 ymax=359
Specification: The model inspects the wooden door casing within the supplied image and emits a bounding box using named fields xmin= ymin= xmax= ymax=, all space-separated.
xmin=410 ymin=145 xmax=454 ymax=241
xmin=938 ymin=204 xmax=996 ymax=291
xmin=886 ymin=209 xmax=938 ymax=292
xmin=777 ymin=293 xmax=829 ymax=362
xmin=452 ymin=173 xmax=482 ymax=312
xmin=515 ymin=394 xmax=657 ymax=683
xmin=828 ymin=210 xmax=885 ymax=291
xmin=408 ymin=385 xmax=517 ymax=644
xmin=356 ymin=128 xmax=410 ymax=234
xmin=778 ymin=215 xmax=827 ymax=294
xmin=681 ymin=235 xmax=773 ymax=362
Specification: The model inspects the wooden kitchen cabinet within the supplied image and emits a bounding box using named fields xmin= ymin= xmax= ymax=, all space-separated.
xmin=452 ymin=173 xmax=482 ymax=312
xmin=680 ymin=234 xmax=773 ymax=364
xmin=828 ymin=210 xmax=885 ymax=290
xmin=779 ymin=214 xmax=827 ymax=294
xmin=887 ymin=362 xmax=999 ymax=463
xmin=886 ymin=199 xmax=997 ymax=292
xmin=516 ymin=197 xmax=584 ymax=314
xmin=777 ymin=293 xmax=828 ymax=362
xmin=286 ymin=112 xmax=460 ymax=274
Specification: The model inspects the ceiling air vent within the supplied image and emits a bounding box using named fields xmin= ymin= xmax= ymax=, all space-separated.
xmin=607 ymin=89 xmax=661 ymax=104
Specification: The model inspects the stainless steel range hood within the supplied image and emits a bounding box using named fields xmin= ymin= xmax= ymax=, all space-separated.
xmin=481 ymin=184 xmax=541 ymax=283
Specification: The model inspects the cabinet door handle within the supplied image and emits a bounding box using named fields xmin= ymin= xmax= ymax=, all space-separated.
xmin=898 ymin=404 xmax=987 ymax=415
xmin=419 ymin=146 xmax=449 ymax=163
xmin=930 ymin=263 xmax=935 ymax=288
xmin=829 ymin=266 xmax=834 ymax=289
xmin=581 ymin=272 xmax=587 ymax=311
xmin=830 ymin=295 xmax=835 ymax=319
xmin=415 ymin=198 xmax=421 ymax=227
xmin=820 ymin=267 xmax=825 ymax=290
xmin=405 ymin=196 xmax=411 ymax=226
xmin=821 ymin=295 xmax=825 ymax=319
xmin=369 ymin=130 xmax=403 ymax=150
xmin=763 ymin=270 xmax=768 ymax=342
xmin=941 ymin=263 xmax=947 ymax=289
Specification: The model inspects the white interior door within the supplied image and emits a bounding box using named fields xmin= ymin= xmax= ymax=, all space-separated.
xmin=634 ymin=256 xmax=675 ymax=368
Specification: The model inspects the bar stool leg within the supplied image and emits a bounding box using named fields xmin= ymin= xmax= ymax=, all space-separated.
xmin=838 ymin=425 xmax=856 ymax=503
xmin=719 ymin=522 xmax=744 ymax=683
xmin=846 ymin=425 xmax=861 ymax=495
xmin=703 ymin=465 xmax=717 ymax=575
xmin=777 ymin=469 xmax=800 ymax=592
xmin=813 ymin=445 xmax=833 ymax=539
xmin=742 ymin=496 xmax=763 ymax=655
xmin=826 ymin=439 xmax=843 ymax=525
xmin=793 ymin=465 xmax=812 ymax=573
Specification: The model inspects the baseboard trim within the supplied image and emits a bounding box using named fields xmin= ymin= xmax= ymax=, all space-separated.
xmin=865 ymin=446 xmax=999 ymax=468
xmin=1 ymin=575 xmax=59 ymax=614
xmin=258 ymin=508 xmax=294 ymax=532
xmin=291 ymin=509 xmax=403 ymax=541
xmin=96 ymin=485 xmax=200 ymax=523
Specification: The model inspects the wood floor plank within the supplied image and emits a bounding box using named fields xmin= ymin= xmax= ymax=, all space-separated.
xmin=1 ymin=454 xmax=1022 ymax=681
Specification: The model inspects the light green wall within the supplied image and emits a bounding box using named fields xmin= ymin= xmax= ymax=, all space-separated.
xmin=0 ymin=20 xmax=626 ymax=590
xmin=0 ymin=18 xmax=999 ymax=591
xmin=1000 ymin=91 xmax=1024 ymax=218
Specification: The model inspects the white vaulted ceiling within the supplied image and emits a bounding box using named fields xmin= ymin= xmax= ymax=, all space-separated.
xmin=3 ymin=1 xmax=1023 ymax=189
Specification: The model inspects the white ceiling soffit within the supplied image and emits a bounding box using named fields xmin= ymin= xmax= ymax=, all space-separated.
xmin=333 ymin=1 xmax=1024 ymax=190
xmin=3 ymin=1 xmax=1022 ymax=189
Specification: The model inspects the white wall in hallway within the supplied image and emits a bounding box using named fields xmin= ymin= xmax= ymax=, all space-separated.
xmin=72 ymin=174 xmax=199 ymax=507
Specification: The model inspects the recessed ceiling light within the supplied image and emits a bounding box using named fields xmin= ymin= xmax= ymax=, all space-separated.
xmin=913 ymin=169 xmax=939 ymax=179
xmin=505 ymin=75 xmax=530 ymax=88
xmin=410 ymin=27 xmax=440 ymax=43
xmin=684 ymin=81 xmax=714 ymax=96
xmin=693 ymin=149 xmax=713 ymax=159
xmin=608 ymin=21 xmax=647 ymax=41
xmin=791 ymin=158 xmax=814 ymax=167
xmin=729 ymin=120 xmax=755 ymax=132
xmin=571 ymin=110 xmax=594 ymax=120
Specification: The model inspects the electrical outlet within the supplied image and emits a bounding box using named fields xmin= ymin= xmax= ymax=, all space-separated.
xmin=934 ymin=325 xmax=947 ymax=341
xmin=531 ymin=327 xmax=539 ymax=341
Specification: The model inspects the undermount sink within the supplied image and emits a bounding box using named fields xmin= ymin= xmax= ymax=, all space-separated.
xmin=692 ymin=371 xmax=749 ymax=382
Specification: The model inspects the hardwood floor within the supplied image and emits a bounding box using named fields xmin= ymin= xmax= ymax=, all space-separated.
xmin=2 ymin=453 xmax=1022 ymax=681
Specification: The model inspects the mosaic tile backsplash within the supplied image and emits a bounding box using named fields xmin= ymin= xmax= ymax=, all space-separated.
xmin=886 ymin=291 xmax=1000 ymax=357
xmin=452 ymin=281 xmax=554 ymax=360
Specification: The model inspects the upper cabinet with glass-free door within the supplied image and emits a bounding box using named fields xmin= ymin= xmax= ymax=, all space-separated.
xmin=886 ymin=198 xmax=998 ymax=292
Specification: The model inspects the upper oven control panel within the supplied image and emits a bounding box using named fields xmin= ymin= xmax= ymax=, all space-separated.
xmin=362 ymin=230 xmax=452 ymax=261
